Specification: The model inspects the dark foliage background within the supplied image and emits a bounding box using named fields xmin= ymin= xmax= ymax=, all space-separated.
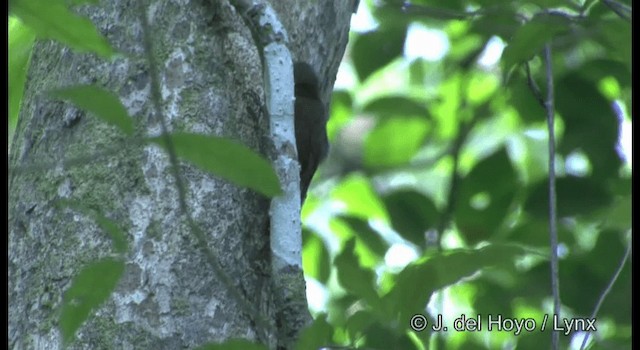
xmin=9 ymin=0 xmax=631 ymax=349
xmin=299 ymin=1 xmax=631 ymax=349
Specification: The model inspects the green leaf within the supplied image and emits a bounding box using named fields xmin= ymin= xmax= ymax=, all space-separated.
xmin=596 ymin=195 xmax=631 ymax=231
xmin=470 ymin=7 xmax=520 ymax=40
xmin=50 ymin=85 xmax=134 ymax=136
xmin=363 ymin=96 xmax=431 ymax=119
xmin=302 ymin=228 xmax=332 ymax=284
xmin=334 ymin=239 xmax=382 ymax=309
xmin=345 ymin=310 xmax=377 ymax=341
xmin=473 ymin=278 xmax=519 ymax=318
xmin=364 ymin=117 xmax=430 ymax=168
xmin=331 ymin=175 xmax=388 ymax=221
xmin=360 ymin=320 xmax=421 ymax=349
xmin=403 ymin=0 xmax=464 ymax=11
xmin=385 ymin=244 xmax=529 ymax=326
xmin=507 ymin=76 xmax=546 ymax=123
xmin=508 ymin=218 xmax=574 ymax=247
xmin=60 ymin=258 xmax=125 ymax=345
xmin=556 ymin=74 xmax=621 ymax=181
xmin=454 ymin=148 xmax=518 ymax=244
xmin=67 ymin=0 xmax=99 ymax=5
xmin=148 ymin=133 xmax=281 ymax=197
xmin=57 ymin=200 xmax=129 ymax=254
xmin=295 ymin=314 xmax=334 ymax=350
xmin=339 ymin=216 xmax=389 ymax=261
xmin=501 ymin=15 xmax=570 ymax=73
xmin=328 ymin=90 xmax=354 ymax=141
xmin=527 ymin=0 xmax=572 ymax=6
xmin=580 ymin=59 xmax=631 ymax=88
xmin=558 ymin=232 xmax=629 ymax=317
xmin=194 ymin=339 xmax=268 ymax=350
xmin=9 ymin=0 xmax=116 ymax=58
xmin=524 ymin=176 xmax=613 ymax=218
xmin=383 ymin=190 xmax=439 ymax=247
xmin=9 ymin=16 xmax=36 ymax=141
xmin=378 ymin=0 xmax=466 ymax=21
xmin=593 ymin=18 xmax=631 ymax=68
xmin=352 ymin=26 xmax=407 ymax=82
xmin=92 ymin=215 xmax=128 ymax=254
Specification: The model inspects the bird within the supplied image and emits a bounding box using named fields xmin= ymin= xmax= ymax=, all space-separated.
xmin=293 ymin=62 xmax=329 ymax=203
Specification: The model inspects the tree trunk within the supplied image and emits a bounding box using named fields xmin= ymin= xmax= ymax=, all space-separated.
xmin=8 ymin=1 xmax=353 ymax=349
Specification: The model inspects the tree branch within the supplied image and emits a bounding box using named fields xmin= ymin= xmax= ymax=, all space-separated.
xmin=542 ymin=43 xmax=561 ymax=350
xmin=601 ymin=0 xmax=632 ymax=21
xmin=525 ymin=61 xmax=546 ymax=108
xmin=579 ymin=232 xmax=631 ymax=350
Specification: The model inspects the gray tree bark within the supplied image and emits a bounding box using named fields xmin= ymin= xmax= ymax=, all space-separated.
xmin=8 ymin=0 xmax=353 ymax=349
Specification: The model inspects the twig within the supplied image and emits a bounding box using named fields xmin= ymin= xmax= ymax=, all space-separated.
xmin=542 ymin=43 xmax=561 ymax=350
xmin=524 ymin=43 xmax=561 ymax=350
xmin=525 ymin=62 xmax=546 ymax=108
xmin=435 ymin=121 xmax=472 ymax=239
xmin=435 ymin=77 xmax=479 ymax=244
xmin=601 ymin=0 xmax=632 ymax=21
xmin=579 ymin=234 xmax=631 ymax=350
xmin=432 ymin=123 xmax=469 ymax=350
xmin=431 ymin=80 xmax=479 ymax=349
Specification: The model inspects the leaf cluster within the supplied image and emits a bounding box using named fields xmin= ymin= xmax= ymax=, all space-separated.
xmin=299 ymin=0 xmax=631 ymax=349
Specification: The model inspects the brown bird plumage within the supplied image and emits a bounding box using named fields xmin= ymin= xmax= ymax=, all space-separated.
xmin=294 ymin=62 xmax=329 ymax=203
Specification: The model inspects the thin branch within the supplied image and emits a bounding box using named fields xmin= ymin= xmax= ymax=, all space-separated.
xmin=579 ymin=234 xmax=631 ymax=350
xmin=435 ymin=120 xmax=472 ymax=239
xmin=435 ymin=77 xmax=479 ymax=244
xmin=136 ymin=0 xmax=275 ymax=341
xmin=542 ymin=43 xmax=561 ymax=350
xmin=432 ymin=119 xmax=473 ymax=350
xmin=525 ymin=62 xmax=546 ymax=108
xmin=601 ymin=0 xmax=632 ymax=21
xmin=524 ymin=44 xmax=561 ymax=350
xmin=431 ymin=80 xmax=480 ymax=350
